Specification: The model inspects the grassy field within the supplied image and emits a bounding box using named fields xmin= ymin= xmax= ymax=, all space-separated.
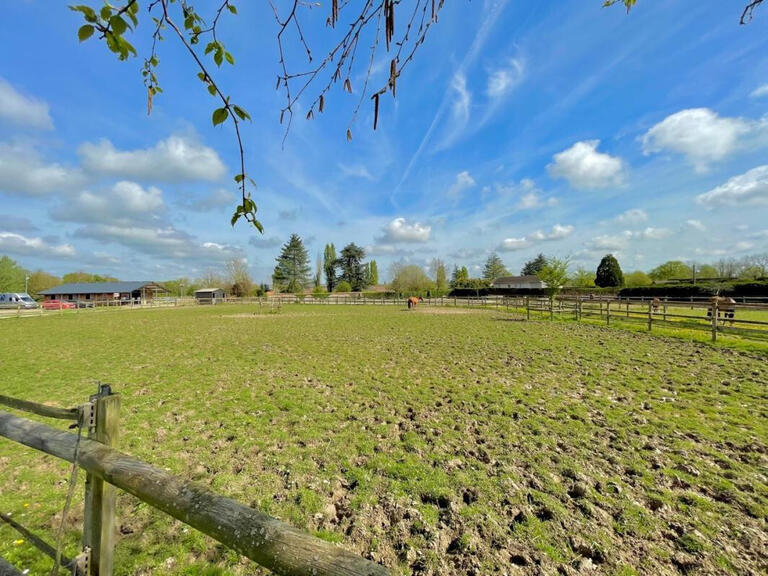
xmin=0 ymin=304 xmax=766 ymax=575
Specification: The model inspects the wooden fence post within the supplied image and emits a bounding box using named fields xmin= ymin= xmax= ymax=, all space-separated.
xmin=526 ymin=297 xmax=530 ymax=320
xmin=606 ymin=300 xmax=611 ymax=327
xmin=647 ymin=301 xmax=653 ymax=332
xmin=711 ymin=300 xmax=718 ymax=342
xmin=83 ymin=385 xmax=120 ymax=576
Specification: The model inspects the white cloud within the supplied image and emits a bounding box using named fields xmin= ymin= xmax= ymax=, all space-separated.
xmin=734 ymin=241 xmax=754 ymax=251
xmin=615 ymin=208 xmax=648 ymax=224
xmin=0 ymin=143 xmax=83 ymax=196
xmin=751 ymin=84 xmax=768 ymax=98
xmin=498 ymin=224 xmax=574 ymax=251
xmin=338 ymin=163 xmax=374 ymax=180
xmin=450 ymin=73 xmax=471 ymax=126
xmin=54 ymin=181 xmax=165 ymax=225
xmin=78 ymin=135 xmax=226 ymax=182
xmin=248 ymin=235 xmax=282 ymax=249
xmin=447 ymin=170 xmax=476 ymax=198
xmin=548 ymin=140 xmax=625 ymax=189
xmin=186 ymin=188 xmax=236 ymax=212
xmin=585 ymin=227 xmax=671 ymax=251
xmin=0 ymin=78 xmax=53 ymax=130
xmin=377 ymin=217 xmax=432 ymax=244
xmin=486 ymin=58 xmax=525 ymax=98
xmin=696 ymin=165 xmax=768 ymax=207
xmin=641 ymin=108 xmax=763 ymax=171
xmin=686 ymin=219 xmax=706 ymax=231
xmin=74 ymin=224 xmax=240 ymax=263
xmin=0 ymin=232 xmax=75 ymax=257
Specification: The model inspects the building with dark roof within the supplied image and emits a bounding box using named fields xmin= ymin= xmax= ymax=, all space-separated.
xmin=39 ymin=281 xmax=168 ymax=304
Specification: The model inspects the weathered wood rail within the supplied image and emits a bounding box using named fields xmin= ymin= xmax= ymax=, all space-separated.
xmin=0 ymin=390 xmax=389 ymax=576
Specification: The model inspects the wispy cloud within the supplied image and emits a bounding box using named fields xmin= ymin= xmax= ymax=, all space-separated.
xmin=486 ymin=58 xmax=525 ymax=99
xmin=447 ymin=170 xmax=476 ymax=198
xmin=0 ymin=78 xmax=53 ymax=130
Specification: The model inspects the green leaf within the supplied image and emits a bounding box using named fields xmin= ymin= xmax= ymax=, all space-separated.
xmin=204 ymin=42 xmax=217 ymax=55
xmin=100 ymin=5 xmax=112 ymax=20
xmin=232 ymin=105 xmax=250 ymax=121
xmin=78 ymin=24 xmax=95 ymax=42
xmin=212 ymin=107 xmax=229 ymax=126
xmin=234 ymin=174 xmax=245 ymax=183
xmin=110 ymin=15 xmax=127 ymax=35
xmin=214 ymin=50 xmax=223 ymax=67
xmin=70 ymin=5 xmax=98 ymax=22
xmin=224 ymin=51 xmax=234 ymax=65
xmin=231 ymin=211 xmax=241 ymax=227
xmin=227 ymin=4 xmax=237 ymax=14
xmin=207 ymin=84 xmax=217 ymax=96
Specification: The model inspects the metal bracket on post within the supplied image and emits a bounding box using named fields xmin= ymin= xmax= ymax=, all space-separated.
xmin=75 ymin=546 xmax=92 ymax=576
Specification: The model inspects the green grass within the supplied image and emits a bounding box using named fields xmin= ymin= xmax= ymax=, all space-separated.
xmin=0 ymin=304 xmax=766 ymax=575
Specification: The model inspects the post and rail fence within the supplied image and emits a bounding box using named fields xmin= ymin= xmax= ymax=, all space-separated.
xmin=0 ymin=387 xmax=388 ymax=576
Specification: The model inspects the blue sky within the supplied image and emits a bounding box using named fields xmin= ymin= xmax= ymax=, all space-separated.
xmin=1 ymin=0 xmax=767 ymax=283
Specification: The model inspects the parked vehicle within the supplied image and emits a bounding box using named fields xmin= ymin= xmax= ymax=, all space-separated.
xmin=0 ymin=293 xmax=38 ymax=309
xmin=42 ymin=299 xmax=76 ymax=310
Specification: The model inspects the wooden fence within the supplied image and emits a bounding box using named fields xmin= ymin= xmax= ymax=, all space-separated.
xmin=0 ymin=387 xmax=388 ymax=576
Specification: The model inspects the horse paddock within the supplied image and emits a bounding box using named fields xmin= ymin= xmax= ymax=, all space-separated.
xmin=0 ymin=304 xmax=765 ymax=575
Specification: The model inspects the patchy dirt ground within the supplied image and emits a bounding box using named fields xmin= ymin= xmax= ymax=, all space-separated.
xmin=0 ymin=305 xmax=766 ymax=575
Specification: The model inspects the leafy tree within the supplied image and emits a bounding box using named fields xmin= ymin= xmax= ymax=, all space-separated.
xmin=569 ymin=267 xmax=595 ymax=288
xmin=595 ymin=254 xmax=624 ymax=287
xmin=390 ymin=264 xmax=434 ymax=296
xmin=696 ymin=264 xmax=719 ymax=279
xmin=275 ymin=234 xmax=312 ymax=293
xmin=624 ymin=270 xmax=651 ymax=288
xmin=62 ymin=272 xmax=119 ymax=283
xmin=434 ymin=260 xmax=448 ymax=292
xmin=537 ymin=257 xmax=570 ymax=301
xmin=27 ymin=270 xmax=62 ymax=297
xmin=521 ymin=253 xmax=548 ymax=276
xmin=226 ymin=258 xmax=253 ymax=296
xmin=450 ymin=265 xmax=470 ymax=288
xmin=648 ymin=260 xmax=691 ymax=281
xmin=334 ymin=280 xmax=352 ymax=293
xmin=368 ymin=260 xmax=379 ymax=286
xmin=323 ymin=243 xmax=338 ymax=293
xmin=162 ymin=277 xmax=195 ymax=297
xmin=198 ymin=270 xmax=225 ymax=289
xmin=338 ymin=243 xmax=368 ymax=291
xmin=483 ymin=253 xmax=509 ymax=281
xmin=0 ymin=256 xmax=26 ymax=292
xmin=314 ymin=252 xmax=323 ymax=288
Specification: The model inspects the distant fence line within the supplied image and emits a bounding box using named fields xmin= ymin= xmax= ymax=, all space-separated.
xmin=0 ymin=387 xmax=388 ymax=576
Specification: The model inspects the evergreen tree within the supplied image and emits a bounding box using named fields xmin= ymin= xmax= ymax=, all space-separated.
xmin=483 ymin=252 xmax=510 ymax=281
xmin=338 ymin=243 xmax=368 ymax=291
xmin=275 ymin=234 xmax=312 ymax=293
xmin=323 ymin=243 xmax=338 ymax=292
xmin=595 ymin=254 xmax=624 ymax=287
xmin=450 ymin=265 xmax=470 ymax=288
xmin=368 ymin=260 xmax=379 ymax=286
xmin=314 ymin=252 xmax=322 ymax=288
xmin=522 ymin=253 xmax=548 ymax=276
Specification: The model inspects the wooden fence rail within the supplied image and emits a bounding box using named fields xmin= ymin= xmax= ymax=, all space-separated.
xmin=0 ymin=392 xmax=388 ymax=576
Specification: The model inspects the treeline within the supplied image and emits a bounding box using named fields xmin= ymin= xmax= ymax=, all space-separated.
xmin=272 ymin=235 xmax=379 ymax=294
xmin=0 ymin=255 xmax=118 ymax=296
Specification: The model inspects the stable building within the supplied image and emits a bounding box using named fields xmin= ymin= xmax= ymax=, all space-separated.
xmin=194 ymin=288 xmax=226 ymax=304
xmin=491 ymin=275 xmax=548 ymax=290
xmin=39 ymin=281 xmax=168 ymax=304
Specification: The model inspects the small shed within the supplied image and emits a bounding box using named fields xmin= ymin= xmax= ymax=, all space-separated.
xmin=195 ymin=288 xmax=226 ymax=304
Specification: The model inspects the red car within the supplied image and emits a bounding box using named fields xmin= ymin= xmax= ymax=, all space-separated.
xmin=42 ymin=299 xmax=76 ymax=310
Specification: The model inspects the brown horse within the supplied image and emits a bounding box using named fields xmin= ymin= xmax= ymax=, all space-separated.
xmin=651 ymin=298 xmax=661 ymax=313
xmin=407 ymin=296 xmax=423 ymax=309
xmin=707 ymin=296 xmax=736 ymax=325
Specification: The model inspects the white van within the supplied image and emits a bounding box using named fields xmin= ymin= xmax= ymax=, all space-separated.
xmin=0 ymin=293 xmax=38 ymax=309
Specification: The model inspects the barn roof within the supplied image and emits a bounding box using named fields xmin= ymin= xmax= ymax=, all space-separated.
xmin=39 ymin=281 xmax=165 ymax=295
xmin=194 ymin=288 xmax=224 ymax=294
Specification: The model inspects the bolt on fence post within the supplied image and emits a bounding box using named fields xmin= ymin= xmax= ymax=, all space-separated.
xmin=83 ymin=384 xmax=120 ymax=576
